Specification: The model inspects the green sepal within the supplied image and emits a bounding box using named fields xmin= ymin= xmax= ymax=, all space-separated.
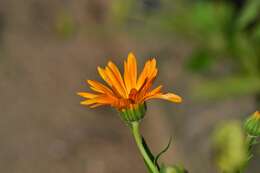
xmin=119 ymin=103 xmax=146 ymax=123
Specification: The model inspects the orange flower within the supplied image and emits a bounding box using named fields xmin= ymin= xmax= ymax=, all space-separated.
xmin=78 ymin=52 xmax=182 ymax=110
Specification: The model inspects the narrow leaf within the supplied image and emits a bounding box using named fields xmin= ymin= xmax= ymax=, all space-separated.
xmin=154 ymin=136 xmax=173 ymax=166
xmin=142 ymin=136 xmax=160 ymax=169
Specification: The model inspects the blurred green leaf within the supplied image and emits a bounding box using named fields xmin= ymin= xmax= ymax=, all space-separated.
xmin=192 ymin=76 xmax=260 ymax=100
xmin=189 ymin=2 xmax=233 ymax=35
xmin=231 ymin=34 xmax=259 ymax=75
xmin=212 ymin=121 xmax=248 ymax=173
xmin=237 ymin=0 xmax=260 ymax=31
xmin=160 ymin=164 xmax=187 ymax=173
xmin=253 ymin=23 xmax=260 ymax=40
xmin=186 ymin=49 xmax=214 ymax=73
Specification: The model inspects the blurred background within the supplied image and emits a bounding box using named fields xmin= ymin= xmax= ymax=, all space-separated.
xmin=0 ymin=0 xmax=259 ymax=173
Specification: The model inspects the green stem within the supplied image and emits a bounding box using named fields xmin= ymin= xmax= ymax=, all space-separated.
xmin=239 ymin=135 xmax=257 ymax=173
xmin=131 ymin=121 xmax=160 ymax=173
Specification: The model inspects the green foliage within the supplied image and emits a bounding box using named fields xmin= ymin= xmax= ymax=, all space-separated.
xmin=175 ymin=0 xmax=260 ymax=101
xmin=186 ymin=49 xmax=214 ymax=73
xmin=212 ymin=121 xmax=248 ymax=173
xmin=237 ymin=0 xmax=260 ymax=31
xmin=192 ymin=76 xmax=260 ymax=100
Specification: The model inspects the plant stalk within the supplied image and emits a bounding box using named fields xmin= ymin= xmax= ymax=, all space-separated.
xmin=131 ymin=121 xmax=160 ymax=173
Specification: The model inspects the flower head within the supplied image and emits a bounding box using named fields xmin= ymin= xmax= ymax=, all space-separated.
xmin=244 ymin=111 xmax=260 ymax=136
xmin=78 ymin=52 xmax=182 ymax=121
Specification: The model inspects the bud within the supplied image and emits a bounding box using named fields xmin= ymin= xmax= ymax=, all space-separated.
xmin=244 ymin=111 xmax=260 ymax=137
xmin=160 ymin=165 xmax=188 ymax=173
xmin=119 ymin=103 xmax=146 ymax=123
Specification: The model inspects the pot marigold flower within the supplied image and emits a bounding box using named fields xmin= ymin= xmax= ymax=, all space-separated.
xmin=78 ymin=52 xmax=182 ymax=122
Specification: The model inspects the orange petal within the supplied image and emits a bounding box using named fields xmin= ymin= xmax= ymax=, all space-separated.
xmin=80 ymin=95 xmax=115 ymax=105
xmin=147 ymin=85 xmax=162 ymax=97
xmin=137 ymin=76 xmax=156 ymax=102
xmin=124 ymin=60 xmax=131 ymax=94
xmin=108 ymin=61 xmax=127 ymax=94
xmin=138 ymin=69 xmax=158 ymax=95
xmin=124 ymin=52 xmax=137 ymax=94
xmin=77 ymin=92 xmax=98 ymax=99
xmin=146 ymin=93 xmax=182 ymax=103
xmin=137 ymin=85 xmax=162 ymax=103
xmin=98 ymin=66 xmax=112 ymax=86
xmin=148 ymin=58 xmax=156 ymax=76
xmin=89 ymin=103 xmax=104 ymax=108
xmin=136 ymin=58 xmax=157 ymax=90
xmin=128 ymin=52 xmax=137 ymax=89
xmin=105 ymin=66 xmax=127 ymax=98
xmin=87 ymin=80 xmax=114 ymax=96
xmin=137 ymin=60 xmax=150 ymax=89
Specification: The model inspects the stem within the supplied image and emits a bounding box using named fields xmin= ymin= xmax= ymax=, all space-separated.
xmin=131 ymin=121 xmax=160 ymax=173
xmin=239 ymin=135 xmax=257 ymax=173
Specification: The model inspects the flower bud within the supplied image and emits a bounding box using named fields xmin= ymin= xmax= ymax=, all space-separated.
xmin=119 ymin=103 xmax=146 ymax=123
xmin=244 ymin=111 xmax=260 ymax=137
xmin=160 ymin=165 xmax=188 ymax=173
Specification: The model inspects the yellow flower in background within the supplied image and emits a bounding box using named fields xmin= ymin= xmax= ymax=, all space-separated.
xmin=77 ymin=52 xmax=182 ymax=121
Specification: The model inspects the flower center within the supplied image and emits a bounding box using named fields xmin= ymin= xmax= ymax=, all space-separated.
xmin=129 ymin=88 xmax=138 ymax=102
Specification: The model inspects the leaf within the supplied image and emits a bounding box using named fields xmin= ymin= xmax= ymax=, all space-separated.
xmin=186 ymin=49 xmax=214 ymax=73
xmin=142 ymin=137 xmax=160 ymax=170
xmin=142 ymin=137 xmax=155 ymax=161
xmin=233 ymin=34 xmax=259 ymax=75
xmin=237 ymin=0 xmax=260 ymax=31
xmin=154 ymin=136 xmax=173 ymax=166
xmin=253 ymin=23 xmax=260 ymax=39
xmin=192 ymin=76 xmax=260 ymax=101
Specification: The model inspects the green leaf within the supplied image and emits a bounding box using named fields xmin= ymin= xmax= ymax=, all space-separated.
xmin=192 ymin=76 xmax=260 ymax=100
xmin=154 ymin=136 xmax=172 ymax=166
xmin=253 ymin=23 xmax=260 ymax=39
xmin=141 ymin=137 xmax=160 ymax=170
xmin=237 ymin=0 xmax=260 ymax=30
xmin=233 ymin=34 xmax=259 ymax=75
xmin=186 ymin=49 xmax=214 ymax=73
xmin=142 ymin=137 xmax=155 ymax=161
